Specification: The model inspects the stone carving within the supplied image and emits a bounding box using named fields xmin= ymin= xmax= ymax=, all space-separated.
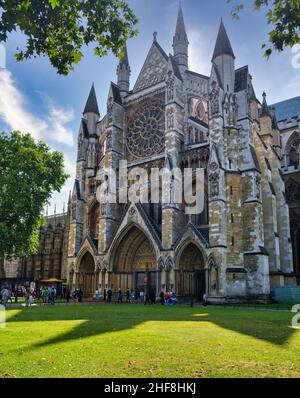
xmin=166 ymin=71 xmax=174 ymax=102
xmin=209 ymin=81 xmax=220 ymax=115
xmin=129 ymin=207 xmax=137 ymax=216
xmin=181 ymin=148 xmax=210 ymax=168
xmin=195 ymin=100 xmax=208 ymax=124
xmin=107 ymin=97 xmax=114 ymax=125
xmin=255 ymin=175 xmax=261 ymax=199
xmin=165 ymin=256 xmax=174 ymax=271
xmin=166 ymin=107 xmax=175 ymax=130
xmin=209 ymin=162 xmax=220 ymax=197
xmin=134 ymin=46 xmax=168 ymax=92
xmin=127 ymin=97 xmax=165 ymax=158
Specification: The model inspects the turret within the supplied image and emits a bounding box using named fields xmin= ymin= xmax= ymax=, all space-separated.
xmin=173 ymin=2 xmax=189 ymax=73
xmin=260 ymin=92 xmax=273 ymax=145
xmin=212 ymin=21 xmax=235 ymax=93
xmin=83 ymin=84 xmax=100 ymax=136
xmin=117 ymin=46 xmax=131 ymax=98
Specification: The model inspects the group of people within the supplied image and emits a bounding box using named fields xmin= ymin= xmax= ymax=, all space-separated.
xmin=0 ymin=285 xmax=57 ymax=307
xmin=93 ymin=287 xmax=177 ymax=305
xmin=159 ymin=290 xmax=177 ymax=306
xmin=0 ymin=285 xmax=28 ymax=306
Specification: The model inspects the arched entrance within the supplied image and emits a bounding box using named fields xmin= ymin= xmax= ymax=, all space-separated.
xmin=112 ymin=226 xmax=157 ymax=295
xmin=78 ymin=252 xmax=95 ymax=297
xmin=178 ymin=243 xmax=206 ymax=301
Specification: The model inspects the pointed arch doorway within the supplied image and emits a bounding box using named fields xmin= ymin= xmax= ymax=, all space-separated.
xmin=78 ymin=252 xmax=95 ymax=297
xmin=112 ymin=226 xmax=157 ymax=295
xmin=178 ymin=243 xmax=206 ymax=301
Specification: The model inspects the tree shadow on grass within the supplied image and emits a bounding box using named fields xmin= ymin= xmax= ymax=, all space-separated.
xmin=5 ymin=304 xmax=296 ymax=350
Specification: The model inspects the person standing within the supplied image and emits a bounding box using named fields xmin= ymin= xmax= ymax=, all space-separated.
xmin=117 ymin=288 xmax=123 ymax=304
xmin=28 ymin=293 xmax=34 ymax=307
xmin=14 ymin=289 xmax=19 ymax=304
xmin=103 ymin=288 xmax=107 ymax=303
xmin=78 ymin=289 xmax=83 ymax=303
xmin=160 ymin=290 xmax=165 ymax=306
xmin=144 ymin=291 xmax=151 ymax=305
xmin=2 ymin=288 xmax=9 ymax=307
xmin=107 ymin=288 xmax=112 ymax=303
xmin=131 ymin=290 xmax=135 ymax=304
xmin=43 ymin=287 xmax=49 ymax=304
xmin=66 ymin=288 xmax=70 ymax=303
xmin=126 ymin=288 xmax=130 ymax=303
xmin=150 ymin=290 xmax=156 ymax=304
xmin=140 ymin=289 xmax=145 ymax=304
xmin=95 ymin=289 xmax=100 ymax=303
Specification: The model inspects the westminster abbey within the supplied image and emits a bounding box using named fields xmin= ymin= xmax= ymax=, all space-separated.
xmin=20 ymin=4 xmax=300 ymax=303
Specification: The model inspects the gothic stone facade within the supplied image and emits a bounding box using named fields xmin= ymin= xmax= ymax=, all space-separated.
xmin=272 ymin=97 xmax=300 ymax=284
xmin=61 ymin=6 xmax=298 ymax=302
xmin=19 ymin=213 xmax=69 ymax=281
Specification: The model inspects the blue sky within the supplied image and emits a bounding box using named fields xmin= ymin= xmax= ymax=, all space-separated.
xmin=0 ymin=0 xmax=299 ymax=215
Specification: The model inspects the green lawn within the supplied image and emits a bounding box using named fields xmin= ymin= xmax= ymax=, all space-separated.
xmin=0 ymin=304 xmax=299 ymax=378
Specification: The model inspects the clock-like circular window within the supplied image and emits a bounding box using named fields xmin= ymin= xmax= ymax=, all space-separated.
xmin=127 ymin=98 xmax=165 ymax=158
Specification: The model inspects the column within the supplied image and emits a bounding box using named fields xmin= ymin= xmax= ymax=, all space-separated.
xmin=156 ymin=269 xmax=162 ymax=295
xmin=75 ymin=272 xmax=79 ymax=289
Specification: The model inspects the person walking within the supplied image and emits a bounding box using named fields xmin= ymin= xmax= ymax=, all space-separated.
xmin=107 ymin=288 xmax=112 ymax=303
xmin=95 ymin=289 xmax=100 ymax=303
xmin=103 ymin=288 xmax=107 ymax=303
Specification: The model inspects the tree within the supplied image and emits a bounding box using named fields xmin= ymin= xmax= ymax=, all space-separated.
xmin=0 ymin=0 xmax=138 ymax=75
xmin=0 ymin=131 xmax=68 ymax=264
xmin=227 ymin=0 xmax=300 ymax=57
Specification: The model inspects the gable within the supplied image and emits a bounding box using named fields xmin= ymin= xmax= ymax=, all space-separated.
xmin=133 ymin=42 xmax=168 ymax=93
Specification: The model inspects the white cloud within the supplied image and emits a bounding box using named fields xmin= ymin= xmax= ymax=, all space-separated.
xmin=0 ymin=68 xmax=75 ymax=146
xmin=46 ymin=99 xmax=75 ymax=146
xmin=188 ymin=28 xmax=212 ymax=76
xmin=0 ymin=68 xmax=47 ymax=139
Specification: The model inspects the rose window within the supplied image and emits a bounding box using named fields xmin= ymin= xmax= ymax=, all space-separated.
xmin=127 ymin=99 xmax=165 ymax=158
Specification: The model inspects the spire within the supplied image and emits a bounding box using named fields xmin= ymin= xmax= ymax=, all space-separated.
xmin=175 ymin=1 xmax=188 ymax=42
xmin=118 ymin=45 xmax=129 ymax=68
xmin=212 ymin=20 xmax=235 ymax=61
xmin=261 ymin=92 xmax=271 ymax=117
xmin=173 ymin=2 xmax=189 ymax=72
xmin=83 ymin=84 xmax=100 ymax=116
xmin=117 ymin=44 xmax=131 ymax=97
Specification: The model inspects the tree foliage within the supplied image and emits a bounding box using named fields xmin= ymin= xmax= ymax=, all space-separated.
xmin=0 ymin=0 xmax=138 ymax=75
xmin=0 ymin=131 xmax=68 ymax=259
xmin=227 ymin=0 xmax=300 ymax=57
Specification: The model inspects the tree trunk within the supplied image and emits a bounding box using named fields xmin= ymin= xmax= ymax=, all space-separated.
xmin=0 ymin=257 xmax=5 ymax=278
